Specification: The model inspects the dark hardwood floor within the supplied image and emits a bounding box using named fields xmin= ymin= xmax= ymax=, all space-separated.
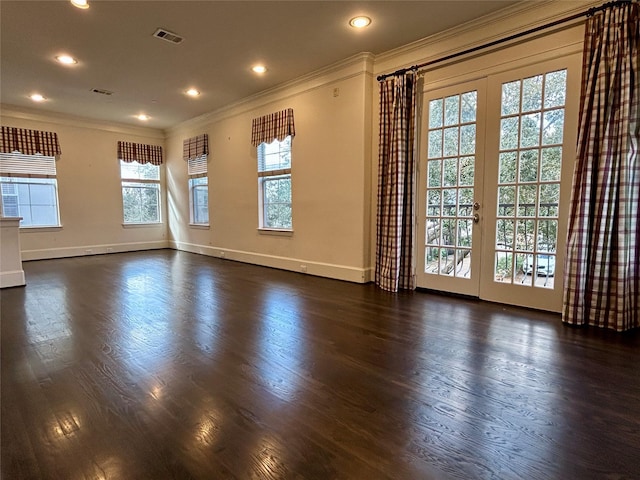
xmin=2 ymin=250 xmax=639 ymax=480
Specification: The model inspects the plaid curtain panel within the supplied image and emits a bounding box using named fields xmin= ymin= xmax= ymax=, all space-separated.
xmin=563 ymin=2 xmax=639 ymax=331
xmin=0 ymin=126 xmax=61 ymax=157
xmin=183 ymin=134 xmax=209 ymax=162
xmin=117 ymin=141 xmax=163 ymax=165
xmin=375 ymin=72 xmax=417 ymax=292
xmin=251 ymin=108 xmax=295 ymax=147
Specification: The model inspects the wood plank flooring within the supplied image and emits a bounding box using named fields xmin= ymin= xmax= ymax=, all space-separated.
xmin=2 ymin=250 xmax=639 ymax=479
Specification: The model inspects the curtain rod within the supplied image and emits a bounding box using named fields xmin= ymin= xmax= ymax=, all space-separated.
xmin=376 ymin=0 xmax=633 ymax=82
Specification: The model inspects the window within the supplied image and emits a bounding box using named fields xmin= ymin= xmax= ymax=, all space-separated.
xmin=251 ymin=108 xmax=295 ymax=230
xmin=183 ymin=134 xmax=209 ymax=226
xmin=258 ymin=136 xmax=292 ymax=229
xmin=120 ymin=160 xmax=161 ymax=224
xmin=188 ymin=155 xmax=208 ymax=225
xmin=0 ymin=153 xmax=60 ymax=227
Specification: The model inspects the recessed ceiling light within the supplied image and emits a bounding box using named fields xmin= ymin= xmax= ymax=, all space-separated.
xmin=30 ymin=93 xmax=46 ymax=102
xmin=252 ymin=65 xmax=267 ymax=74
xmin=349 ymin=16 xmax=371 ymax=29
xmin=56 ymin=55 xmax=78 ymax=65
xmin=185 ymin=88 xmax=200 ymax=97
xmin=136 ymin=114 xmax=150 ymax=121
xmin=70 ymin=0 xmax=89 ymax=9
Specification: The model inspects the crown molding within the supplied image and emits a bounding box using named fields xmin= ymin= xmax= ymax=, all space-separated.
xmin=373 ymin=0 xmax=600 ymax=77
xmin=167 ymin=52 xmax=375 ymax=136
xmin=0 ymin=104 xmax=165 ymax=140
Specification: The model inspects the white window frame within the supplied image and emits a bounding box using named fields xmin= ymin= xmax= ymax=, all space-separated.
xmin=120 ymin=160 xmax=161 ymax=225
xmin=0 ymin=153 xmax=61 ymax=228
xmin=257 ymin=136 xmax=292 ymax=230
xmin=188 ymin=155 xmax=209 ymax=226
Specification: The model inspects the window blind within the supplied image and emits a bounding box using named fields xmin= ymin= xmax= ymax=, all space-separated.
xmin=0 ymin=153 xmax=57 ymax=177
xmin=257 ymin=136 xmax=291 ymax=176
xmin=187 ymin=156 xmax=208 ymax=176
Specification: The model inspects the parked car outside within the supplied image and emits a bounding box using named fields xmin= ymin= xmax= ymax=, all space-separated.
xmin=523 ymin=253 xmax=555 ymax=276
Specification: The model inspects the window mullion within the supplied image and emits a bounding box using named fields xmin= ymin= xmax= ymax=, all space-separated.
xmin=258 ymin=167 xmax=291 ymax=178
xmin=121 ymin=178 xmax=160 ymax=184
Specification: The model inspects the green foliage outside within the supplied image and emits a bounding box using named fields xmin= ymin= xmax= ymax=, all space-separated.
xmin=260 ymin=137 xmax=292 ymax=229
xmin=123 ymin=184 xmax=159 ymax=223
xmin=425 ymin=70 xmax=567 ymax=279
xmin=263 ymin=176 xmax=292 ymax=229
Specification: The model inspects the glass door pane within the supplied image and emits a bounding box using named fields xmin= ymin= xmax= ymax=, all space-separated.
xmin=417 ymin=80 xmax=485 ymax=296
xmin=493 ymin=69 xmax=566 ymax=289
xmin=480 ymin=53 xmax=581 ymax=312
xmin=426 ymin=91 xmax=476 ymax=278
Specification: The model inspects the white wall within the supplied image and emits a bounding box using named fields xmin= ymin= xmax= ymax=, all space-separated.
xmin=166 ymin=54 xmax=375 ymax=283
xmin=0 ymin=107 xmax=167 ymax=260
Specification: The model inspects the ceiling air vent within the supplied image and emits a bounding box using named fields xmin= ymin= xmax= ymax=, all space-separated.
xmin=153 ymin=28 xmax=183 ymax=44
xmin=91 ymin=88 xmax=114 ymax=96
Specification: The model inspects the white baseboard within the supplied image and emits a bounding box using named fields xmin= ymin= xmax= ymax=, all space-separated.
xmin=0 ymin=269 xmax=26 ymax=288
xmin=21 ymin=241 xmax=170 ymax=261
xmin=363 ymin=267 xmax=374 ymax=283
xmin=19 ymin=239 xmax=374 ymax=284
xmin=171 ymin=240 xmax=371 ymax=284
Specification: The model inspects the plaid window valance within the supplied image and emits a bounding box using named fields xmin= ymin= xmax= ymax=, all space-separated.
xmin=117 ymin=141 xmax=163 ymax=165
xmin=251 ymin=108 xmax=295 ymax=147
xmin=0 ymin=126 xmax=62 ymax=157
xmin=183 ymin=134 xmax=209 ymax=162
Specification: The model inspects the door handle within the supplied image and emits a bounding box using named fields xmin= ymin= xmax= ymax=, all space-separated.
xmin=473 ymin=213 xmax=480 ymax=223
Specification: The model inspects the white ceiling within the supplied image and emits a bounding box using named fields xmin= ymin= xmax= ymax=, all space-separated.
xmin=1 ymin=0 xmax=524 ymax=130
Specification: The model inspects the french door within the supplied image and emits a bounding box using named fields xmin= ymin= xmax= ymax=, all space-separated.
xmin=416 ymin=55 xmax=581 ymax=312
xmin=416 ymin=79 xmax=486 ymax=297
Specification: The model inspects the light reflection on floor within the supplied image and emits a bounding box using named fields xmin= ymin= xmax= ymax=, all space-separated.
xmin=256 ymin=285 xmax=304 ymax=403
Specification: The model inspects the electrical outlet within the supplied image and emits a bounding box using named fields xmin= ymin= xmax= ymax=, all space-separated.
xmin=85 ymin=249 xmax=93 ymax=254
xmin=300 ymin=264 xmax=307 ymax=273
xmin=106 ymin=247 xmax=114 ymax=253
xmin=220 ymin=251 xmax=226 ymax=258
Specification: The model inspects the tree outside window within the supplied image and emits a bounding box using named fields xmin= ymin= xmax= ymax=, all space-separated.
xmin=120 ymin=160 xmax=161 ymax=224
xmin=258 ymin=136 xmax=292 ymax=229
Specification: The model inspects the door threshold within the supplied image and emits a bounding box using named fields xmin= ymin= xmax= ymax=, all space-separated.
xmin=416 ymin=287 xmax=479 ymax=302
